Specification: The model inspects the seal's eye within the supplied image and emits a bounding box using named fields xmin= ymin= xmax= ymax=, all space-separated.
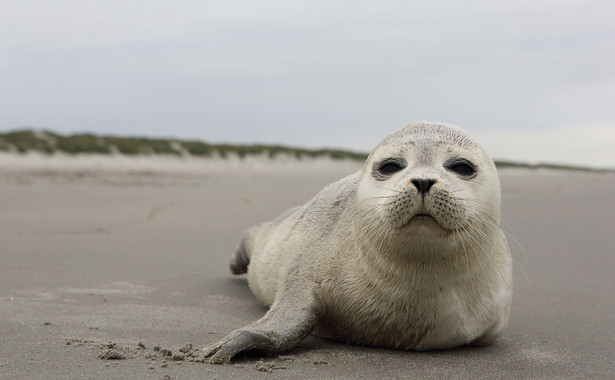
xmin=377 ymin=159 xmax=406 ymax=176
xmin=444 ymin=158 xmax=477 ymax=178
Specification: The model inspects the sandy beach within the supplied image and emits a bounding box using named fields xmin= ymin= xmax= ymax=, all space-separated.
xmin=1 ymin=154 xmax=614 ymax=379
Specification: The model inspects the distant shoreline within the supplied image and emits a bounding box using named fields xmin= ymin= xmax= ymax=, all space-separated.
xmin=1 ymin=129 xmax=613 ymax=173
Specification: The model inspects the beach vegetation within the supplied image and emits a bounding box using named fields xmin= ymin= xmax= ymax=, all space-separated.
xmin=0 ymin=129 xmax=611 ymax=172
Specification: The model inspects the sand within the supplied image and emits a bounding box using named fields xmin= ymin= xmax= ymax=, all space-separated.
xmin=1 ymin=154 xmax=614 ymax=379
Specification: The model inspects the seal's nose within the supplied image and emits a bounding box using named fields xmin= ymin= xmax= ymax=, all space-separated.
xmin=411 ymin=178 xmax=436 ymax=195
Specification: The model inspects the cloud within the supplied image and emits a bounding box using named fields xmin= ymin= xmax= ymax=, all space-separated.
xmin=0 ymin=1 xmax=614 ymax=169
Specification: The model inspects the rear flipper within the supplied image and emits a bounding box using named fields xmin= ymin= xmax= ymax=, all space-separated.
xmin=229 ymin=243 xmax=249 ymax=275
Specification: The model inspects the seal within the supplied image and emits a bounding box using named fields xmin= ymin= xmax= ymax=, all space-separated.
xmin=204 ymin=121 xmax=512 ymax=363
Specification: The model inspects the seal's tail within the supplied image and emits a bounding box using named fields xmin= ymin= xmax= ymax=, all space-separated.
xmin=229 ymin=243 xmax=249 ymax=275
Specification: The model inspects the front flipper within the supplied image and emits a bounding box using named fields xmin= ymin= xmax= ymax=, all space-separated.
xmin=204 ymin=282 xmax=321 ymax=364
xmin=203 ymin=328 xmax=278 ymax=363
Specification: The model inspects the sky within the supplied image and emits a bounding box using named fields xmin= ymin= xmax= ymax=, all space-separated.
xmin=1 ymin=1 xmax=614 ymax=168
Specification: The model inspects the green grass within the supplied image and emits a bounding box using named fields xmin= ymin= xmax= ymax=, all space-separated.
xmin=0 ymin=129 xmax=368 ymax=162
xmin=0 ymin=130 xmax=56 ymax=153
xmin=493 ymin=160 xmax=613 ymax=173
xmin=1 ymin=129 xmax=611 ymax=173
xmin=103 ymin=137 xmax=180 ymax=155
xmin=179 ymin=141 xmax=213 ymax=156
xmin=55 ymin=134 xmax=110 ymax=154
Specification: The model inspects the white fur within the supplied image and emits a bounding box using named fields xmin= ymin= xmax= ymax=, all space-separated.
xmin=240 ymin=121 xmax=512 ymax=351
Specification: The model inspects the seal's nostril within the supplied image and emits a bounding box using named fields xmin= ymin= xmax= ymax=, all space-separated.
xmin=411 ymin=178 xmax=436 ymax=195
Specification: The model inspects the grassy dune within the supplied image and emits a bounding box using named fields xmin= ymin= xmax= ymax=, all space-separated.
xmin=0 ymin=129 xmax=367 ymax=161
xmin=1 ymin=129 xmax=611 ymax=173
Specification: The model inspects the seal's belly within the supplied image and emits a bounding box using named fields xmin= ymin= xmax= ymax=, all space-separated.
xmin=315 ymin=282 xmax=489 ymax=350
xmin=314 ymin=310 xmax=428 ymax=350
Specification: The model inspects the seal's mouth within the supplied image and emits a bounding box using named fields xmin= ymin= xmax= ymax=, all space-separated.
xmin=401 ymin=213 xmax=457 ymax=235
xmin=411 ymin=213 xmax=435 ymax=221
xmin=403 ymin=213 xmax=441 ymax=229
xmin=392 ymin=212 xmax=458 ymax=235
xmin=407 ymin=212 xmax=451 ymax=230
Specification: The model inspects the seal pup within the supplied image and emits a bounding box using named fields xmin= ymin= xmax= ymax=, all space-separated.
xmin=204 ymin=121 xmax=512 ymax=363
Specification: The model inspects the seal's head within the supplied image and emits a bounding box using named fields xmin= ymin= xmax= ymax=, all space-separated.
xmin=356 ymin=122 xmax=501 ymax=257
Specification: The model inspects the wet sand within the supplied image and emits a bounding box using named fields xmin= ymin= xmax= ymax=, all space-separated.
xmin=1 ymin=156 xmax=614 ymax=379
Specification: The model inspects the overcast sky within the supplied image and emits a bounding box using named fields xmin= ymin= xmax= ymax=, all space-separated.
xmin=1 ymin=1 xmax=614 ymax=167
